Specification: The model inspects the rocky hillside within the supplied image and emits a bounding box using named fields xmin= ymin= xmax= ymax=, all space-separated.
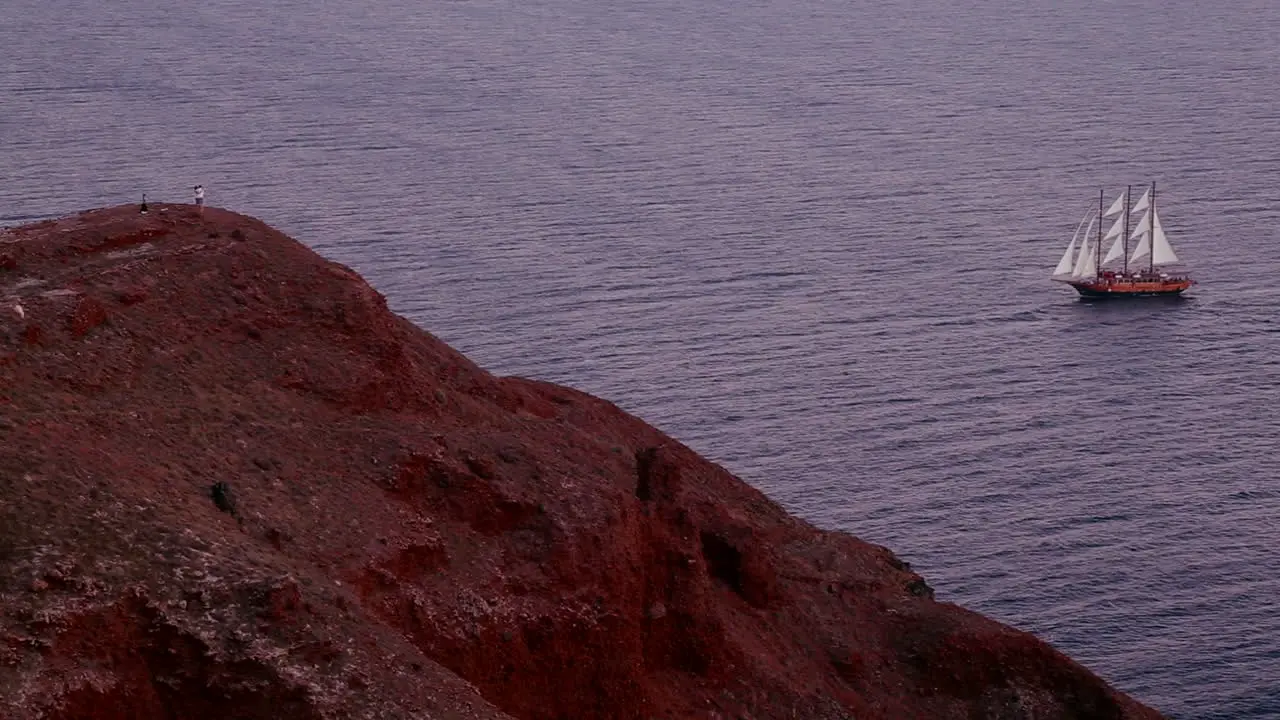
xmin=0 ymin=205 xmax=1163 ymax=719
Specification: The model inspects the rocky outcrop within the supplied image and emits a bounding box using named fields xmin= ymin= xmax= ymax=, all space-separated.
xmin=0 ymin=205 xmax=1164 ymax=719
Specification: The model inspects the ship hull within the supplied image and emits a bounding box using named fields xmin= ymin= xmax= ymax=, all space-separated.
xmin=1065 ymin=277 xmax=1193 ymax=298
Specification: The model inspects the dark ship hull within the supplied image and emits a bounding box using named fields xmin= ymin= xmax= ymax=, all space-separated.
xmin=1066 ymin=274 xmax=1193 ymax=298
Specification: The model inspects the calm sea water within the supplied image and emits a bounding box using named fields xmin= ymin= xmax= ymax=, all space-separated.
xmin=5 ymin=0 xmax=1280 ymax=716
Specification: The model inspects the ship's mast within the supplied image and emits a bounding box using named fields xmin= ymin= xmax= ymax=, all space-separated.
xmin=1122 ymin=184 xmax=1131 ymax=276
xmin=1096 ymin=188 xmax=1103 ymax=279
xmin=1149 ymin=181 xmax=1156 ymax=275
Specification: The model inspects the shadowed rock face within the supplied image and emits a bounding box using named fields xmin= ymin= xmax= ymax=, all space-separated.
xmin=0 ymin=205 xmax=1164 ymax=720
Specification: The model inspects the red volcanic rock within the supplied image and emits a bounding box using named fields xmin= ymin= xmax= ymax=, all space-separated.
xmin=0 ymin=205 xmax=1165 ymax=720
xmin=67 ymin=296 xmax=109 ymax=337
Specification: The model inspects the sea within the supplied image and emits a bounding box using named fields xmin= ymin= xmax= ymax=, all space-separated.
xmin=3 ymin=0 xmax=1279 ymax=716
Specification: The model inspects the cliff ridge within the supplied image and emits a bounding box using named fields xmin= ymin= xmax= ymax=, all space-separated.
xmin=0 ymin=205 xmax=1163 ymax=719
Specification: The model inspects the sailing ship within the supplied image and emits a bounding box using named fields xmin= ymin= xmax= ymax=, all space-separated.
xmin=1051 ymin=182 xmax=1194 ymax=297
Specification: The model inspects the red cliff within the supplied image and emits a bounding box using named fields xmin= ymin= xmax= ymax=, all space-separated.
xmin=0 ymin=205 xmax=1163 ymax=719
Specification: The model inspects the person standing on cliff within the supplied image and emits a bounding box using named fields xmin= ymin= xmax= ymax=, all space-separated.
xmin=194 ymin=185 xmax=205 ymax=214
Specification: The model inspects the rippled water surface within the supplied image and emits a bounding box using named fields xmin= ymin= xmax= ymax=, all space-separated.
xmin=5 ymin=0 xmax=1280 ymax=716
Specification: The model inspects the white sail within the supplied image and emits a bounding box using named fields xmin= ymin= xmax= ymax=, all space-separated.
xmin=1053 ymin=209 xmax=1093 ymax=276
xmin=1072 ymin=238 xmax=1090 ymax=276
xmin=1077 ymin=240 xmax=1098 ymax=277
xmin=1131 ymin=187 xmax=1150 ymax=213
xmin=1102 ymin=234 xmax=1126 ymax=264
xmin=1072 ymin=234 xmax=1096 ymax=277
xmin=1071 ymin=213 xmax=1097 ymax=276
xmin=1151 ymin=210 xmax=1179 ymax=265
xmin=1103 ymin=191 xmax=1126 ymax=218
xmin=1129 ymin=211 xmax=1151 ymax=240
xmin=1053 ymin=237 xmax=1077 ymax=276
xmin=1129 ymin=233 xmax=1150 ymax=265
xmin=1104 ymin=215 xmax=1125 ymax=240
xmin=1059 ymin=183 xmax=1185 ymax=275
